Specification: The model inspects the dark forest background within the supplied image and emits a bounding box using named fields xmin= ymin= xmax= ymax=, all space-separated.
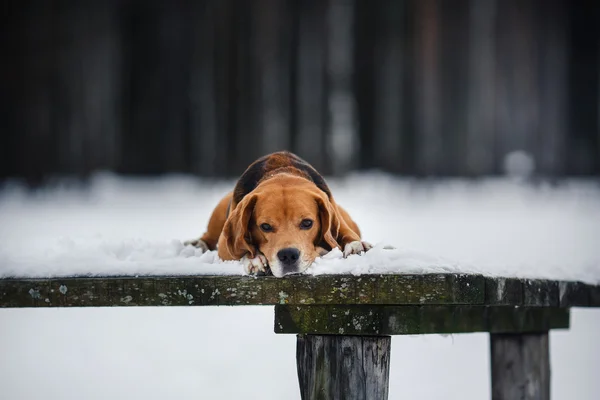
xmin=1 ymin=0 xmax=599 ymax=185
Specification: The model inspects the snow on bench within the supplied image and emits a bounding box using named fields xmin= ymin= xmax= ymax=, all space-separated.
xmin=2 ymin=175 xmax=599 ymax=399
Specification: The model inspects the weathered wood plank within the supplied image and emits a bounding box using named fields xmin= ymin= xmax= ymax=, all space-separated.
xmin=0 ymin=274 xmax=485 ymax=308
xmin=559 ymin=281 xmax=589 ymax=307
xmin=490 ymin=332 xmax=550 ymax=400
xmin=275 ymin=305 xmax=570 ymax=335
xmin=523 ymin=279 xmax=559 ymax=307
xmin=371 ymin=274 xmax=485 ymax=305
xmin=0 ymin=274 xmax=598 ymax=309
xmin=296 ymin=334 xmax=390 ymax=400
xmin=590 ymin=285 xmax=600 ymax=307
xmin=487 ymin=307 xmax=569 ymax=334
xmin=485 ymin=277 xmax=523 ymax=305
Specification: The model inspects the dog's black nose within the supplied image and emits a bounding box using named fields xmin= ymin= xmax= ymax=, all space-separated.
xmin=277 ymin=247 xmax=300 ymax=266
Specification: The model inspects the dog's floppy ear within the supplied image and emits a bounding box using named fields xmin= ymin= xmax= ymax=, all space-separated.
xmin=222 ymin=194 xmax=257 ymax=259
xmin=315 ymin=192 xmax=341 ymax=251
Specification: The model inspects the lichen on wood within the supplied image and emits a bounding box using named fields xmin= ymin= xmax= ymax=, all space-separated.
xmin=0 ymin=274 xmax=598 ymax=309
xmin=274 ymin=305 xmax=570 ymax=335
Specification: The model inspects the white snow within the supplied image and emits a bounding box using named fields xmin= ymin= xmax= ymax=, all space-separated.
xmin=0 ymin=172 xmax=599 ymax=283
xmin=1 ymin=306 xmax=599 ymax=400
xmin=1 ymin=172 xmax=599 ymax=400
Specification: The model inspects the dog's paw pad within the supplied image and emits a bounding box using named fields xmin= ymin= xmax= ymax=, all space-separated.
xmin=241 ymin=253 xmax=268 ymax=275
xmin=343 ymin=241 xmax=372 ymax=257
xmin=184 ymin=239 xmax=209 ymax=253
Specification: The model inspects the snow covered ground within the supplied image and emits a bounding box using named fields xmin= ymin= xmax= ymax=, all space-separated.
xmin=0 ymin=173 xmax=599 ymax=282
xmin=1 ymin=172 xmax=599 ymax=399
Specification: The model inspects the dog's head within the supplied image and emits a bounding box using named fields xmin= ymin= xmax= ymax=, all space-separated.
xmin=222 ymin=174 xmax=341 ymax=277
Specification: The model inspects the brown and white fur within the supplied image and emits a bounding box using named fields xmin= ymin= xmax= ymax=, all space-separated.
xmin=185 ymin=151 xmax=371 ymax=277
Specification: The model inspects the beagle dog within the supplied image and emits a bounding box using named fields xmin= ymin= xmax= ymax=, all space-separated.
xmin=185 ymin=151 xmax=371 ymax=277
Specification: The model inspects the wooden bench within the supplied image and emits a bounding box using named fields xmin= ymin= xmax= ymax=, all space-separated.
xmin=2 ymin=273 xmax=599 ymax=399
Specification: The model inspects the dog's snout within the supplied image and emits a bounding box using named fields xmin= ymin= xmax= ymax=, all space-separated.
xmin=277 ymin=247 xmax=300 ymax=266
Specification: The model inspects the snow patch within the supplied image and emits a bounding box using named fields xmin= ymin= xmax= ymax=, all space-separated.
xmin=0 ymin=173 xmax=599 ymax=283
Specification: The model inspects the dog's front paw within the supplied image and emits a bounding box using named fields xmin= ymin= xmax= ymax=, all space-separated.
xmin=241 ymin=253 xmax=269 ymax=275
xmin=184 ymin=238 xmax=210 ymax=253
xmin=343 ymin=241 xmax=373 ymax=257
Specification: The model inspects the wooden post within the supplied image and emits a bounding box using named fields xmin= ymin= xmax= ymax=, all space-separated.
xmin=296 ymin=334 xmax=391 ymax=400
xmin=490 ymin=332 xmax=550 ymax=400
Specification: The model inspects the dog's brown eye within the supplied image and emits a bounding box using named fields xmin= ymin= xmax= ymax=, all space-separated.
xmin=260 ymin=223 xmax=273 ymax=232
xmin=300 ymin=219 xmax=313 ymax=229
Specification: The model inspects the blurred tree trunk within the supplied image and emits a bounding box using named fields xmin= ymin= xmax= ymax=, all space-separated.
xmin=1 ymin=0 xmax=599 ymax=184
xmin=294 ymin=0 xmax=328 ymax=173
xmin=327 ymin=0 xmax=358 ymax=176
xmin=466 ymin=0 xmax=497 ymax=176
xmin=567 ymin=0 xmax=599 ymax=175
xmin=189 ymin=0 xmax=219 ymax=177
xmin=414 ymin=0 xmax=442 ymax=176
xmin=494 ymin=0 xmax=541 ymax=175
xmin=439 ymin=0 xmax=470 ymax=176
xmin=537 ymin=0 xmax=567 ymax=178
xmin=120 ymin=0 xmax=192 ymax=175
xmin=54 ymin=1 xmax=121 ymax=178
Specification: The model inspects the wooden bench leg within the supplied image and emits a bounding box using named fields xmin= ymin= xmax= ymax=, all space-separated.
xmin=296 ymin=334 xmax=391 ymax=400
xmin=490 ymin=332 xmax=550 ymax=400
